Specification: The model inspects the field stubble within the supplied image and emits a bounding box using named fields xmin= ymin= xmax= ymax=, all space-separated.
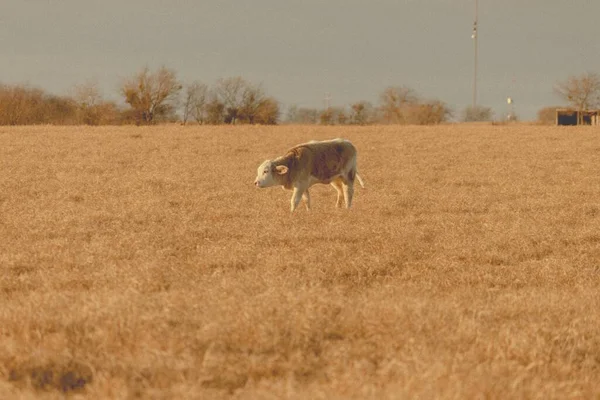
xmin=0 ymin=124 xmax=599 ymax=399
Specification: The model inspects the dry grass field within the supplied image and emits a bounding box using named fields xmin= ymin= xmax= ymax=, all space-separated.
xmin=1 ymin=124 xmax=600 ymax=399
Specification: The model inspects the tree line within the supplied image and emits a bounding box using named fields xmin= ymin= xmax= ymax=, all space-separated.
xmin=0 ymin=65 xmax=460 ymax=126
xmin=287 ymin=86 xmax=456 ymax=125
xmin=0 ymin=68 xmax=281 ymax=126
xmin=3 ymin=65 xmax=593 ymax=126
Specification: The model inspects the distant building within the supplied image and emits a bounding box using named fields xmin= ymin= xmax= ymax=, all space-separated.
xmin=556 ymin=109 xmax=600 ymax=125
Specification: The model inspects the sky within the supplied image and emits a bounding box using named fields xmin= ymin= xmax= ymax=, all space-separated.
xmin=2 ymin=0 xmax=600 ymax=121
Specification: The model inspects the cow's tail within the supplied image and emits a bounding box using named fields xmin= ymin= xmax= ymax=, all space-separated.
xmin=356 ymin=172 xmax=365 ymax=188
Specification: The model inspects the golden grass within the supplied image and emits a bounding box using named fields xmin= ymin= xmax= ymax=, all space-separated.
xmin=1 ymin=124 xmax=599 ymax=399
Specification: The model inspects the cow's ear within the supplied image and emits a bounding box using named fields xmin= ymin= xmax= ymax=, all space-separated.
xmin=275 ymin=165 xmax=288 ymax=175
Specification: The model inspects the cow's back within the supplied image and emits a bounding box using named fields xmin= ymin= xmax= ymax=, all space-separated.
xmin=291 ymin=139 xmax=357 ymax=183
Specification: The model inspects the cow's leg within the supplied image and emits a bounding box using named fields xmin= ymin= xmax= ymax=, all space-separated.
xmin=290 ymin=187 xmax=305 ymax=212
xmin=302 ymin=189 xmax=311 ymax=210
xmin=342 ymin=182 xmax=354 ymax=208
xmin=342 ymin=170 xmax=356 ymax=209
xmin=331 ymin=179 xmax=344 ymax=208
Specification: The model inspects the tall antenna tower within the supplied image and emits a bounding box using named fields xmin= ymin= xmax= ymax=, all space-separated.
xmin=471 ymin=0 xmax=478 ymax=109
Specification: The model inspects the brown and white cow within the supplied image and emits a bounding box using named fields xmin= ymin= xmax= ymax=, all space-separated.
xmin=254 ymin=138 xmax=365 ymax=212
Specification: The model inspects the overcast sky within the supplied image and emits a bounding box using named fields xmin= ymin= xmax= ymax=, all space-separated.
xmin=2 ymin=0 xmax=600 ymax=120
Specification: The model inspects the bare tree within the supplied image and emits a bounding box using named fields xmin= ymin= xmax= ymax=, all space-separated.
xmin=43 ymin=94 xmax=79 ymax=125
xmin=0 ymin=85 xmax=31 ymax=125
xmin=379 ymin=86 xmax=419 ymax=124
xmin=319 ymin=107 xmax=347 ymax=125
xmin=462 ymin=105 xmax=493 ymax=122
xmin=404 ymin=100 xmax=451 ymax=125
xmin=181 ymin=84 xmax=195 ymax=125
xmin=298 ymin=108 xmax=319 ymax=124
xmin=285 ymin=105 xmax=299 ymax=123
xmin=239 ymin=83 xmax=266 ymax=124
xmin=0 ymin=84 xmax=79 ymax=125
xmin=350 ymin=101 xmax=375 ymax=125
xmin=121 ymin=66 xmax=182 ymax=125
xmin=286 ymin=106 xmax=319 ymax=124
xmin=254 ymin=97 xmax=280 ymax=125
xmin=555 ymin=72 xmax=600 ymax=124
xmin=191 ymin=83 xmax=208 ymax=124
xmin=73 ymin=81 xmax=106 ymax=125
xmin=212 ymin=77 xmax=279 ymax=125
xmin=205 ymin=93 xmax=226 ymax=125
xmin=0 ymin=85 xmax=44 ymax=125
xmin=214 ymin=76 xmax=248 ymax=124
xmin=182 ymin=82 xmax=208 ymax=125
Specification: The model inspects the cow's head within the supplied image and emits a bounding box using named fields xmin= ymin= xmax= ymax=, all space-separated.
xmin=254 ymin=160 xmax=288 ymax=188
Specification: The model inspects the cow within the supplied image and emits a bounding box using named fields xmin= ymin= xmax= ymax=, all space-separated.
xmin=254 ymin=138 xmax=365 ymax=212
